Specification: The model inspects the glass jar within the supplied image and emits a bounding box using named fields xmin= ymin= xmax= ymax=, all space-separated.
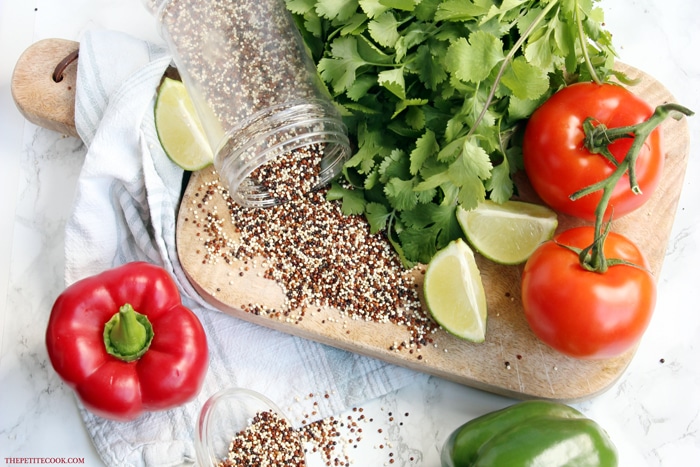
xmin=144 ymin=0 xmax=350 ymax=207
xmin=196 ymin=387 xmax=306 ymax=466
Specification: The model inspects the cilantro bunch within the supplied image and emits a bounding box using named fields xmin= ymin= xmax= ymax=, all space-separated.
xmin=286 ymin=0 xmax=617 ymax=266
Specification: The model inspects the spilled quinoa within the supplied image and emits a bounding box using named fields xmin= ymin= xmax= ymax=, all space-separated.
xmin=183 ymin=171 xmax=439 ymax=353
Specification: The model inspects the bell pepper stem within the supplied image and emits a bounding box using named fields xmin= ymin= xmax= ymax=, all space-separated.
xmin=568 ymin=102 xmax=693 ymax=273
xmin=103 ymin=303 xmax=154 ymax=362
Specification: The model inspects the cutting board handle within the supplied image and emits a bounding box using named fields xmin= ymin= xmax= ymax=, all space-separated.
xmin=11 ymin=38 xmax=80 ymax=138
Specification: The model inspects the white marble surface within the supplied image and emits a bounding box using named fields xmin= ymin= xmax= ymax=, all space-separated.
xmin=1 ymin=0 xmax=699 ymax=465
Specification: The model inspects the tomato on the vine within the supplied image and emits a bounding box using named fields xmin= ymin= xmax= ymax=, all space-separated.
xmin=522 ymin=82 xmax=664 ymax=221
xmin=521 ymin=227 xmax=656 ymax=360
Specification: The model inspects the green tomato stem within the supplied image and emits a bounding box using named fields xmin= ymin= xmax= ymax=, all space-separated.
xmin=103 ymin=303 xmax=154 ymax=362
xmin=570 ymin=102 xmax=694 ymax=272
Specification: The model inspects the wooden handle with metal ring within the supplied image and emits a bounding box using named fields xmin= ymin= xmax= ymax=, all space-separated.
xmin=11 ymin=38 xmax=80 ymax=138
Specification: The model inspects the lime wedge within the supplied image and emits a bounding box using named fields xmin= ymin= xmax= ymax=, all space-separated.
xmin=424 ymin=239 xmax=487 ymax=343
xmin=456 ymin=200 xmax=558 ymax=265
xmin=154 ymin=77 xmax=214 ymax=171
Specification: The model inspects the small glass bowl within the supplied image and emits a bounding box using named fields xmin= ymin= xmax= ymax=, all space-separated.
xmin=195 ymin=387 xmax=305 ymax=466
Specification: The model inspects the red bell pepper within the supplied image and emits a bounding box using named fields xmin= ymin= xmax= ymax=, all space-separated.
xmin=46 ymin=262 xmax=209 ymax=421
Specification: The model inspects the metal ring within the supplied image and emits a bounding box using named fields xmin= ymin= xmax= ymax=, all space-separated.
xmin=52 ymin=48 xmax=79 ymax=83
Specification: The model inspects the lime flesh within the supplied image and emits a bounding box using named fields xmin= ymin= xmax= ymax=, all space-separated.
xmin=154 ymin=77 xmax=214 ymax=171
xmin=456 ymin=200 xmax=558 ymax=265
xmin=424 ymin=239 xmax=487 ymax=343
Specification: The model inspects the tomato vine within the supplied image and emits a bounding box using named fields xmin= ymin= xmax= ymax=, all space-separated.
xmin=573 ymin=102 xmax=693 ymax=273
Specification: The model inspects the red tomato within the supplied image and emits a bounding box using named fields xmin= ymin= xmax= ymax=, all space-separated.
xmin=521 ymin=227 xmax=656 ymax=359
xmin=522 ymin=82 xmax=663 ymax=221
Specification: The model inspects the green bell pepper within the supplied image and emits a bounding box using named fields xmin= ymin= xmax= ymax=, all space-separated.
xmin=441 ymin=400 xmax=618 ymax=467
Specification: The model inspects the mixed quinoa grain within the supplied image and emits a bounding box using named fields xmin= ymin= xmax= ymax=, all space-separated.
xmin=247 ymin=144 xmax=324 ymax=204
xmin=185 ymin=173 xmax=439 ymax=353
xmin=159 ymin=0 xmax=348 ymax=205
xmin=217 ymin=394 xmax=417 ymax=466
xmin=217 ymin=410 xmax=305 ymax=467
xmin=159 ymin=0 xmax=318 ymax=129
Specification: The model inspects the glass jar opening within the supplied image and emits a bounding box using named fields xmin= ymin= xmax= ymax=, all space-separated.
xmin=215 ymin=100 xmax=350 ymax=208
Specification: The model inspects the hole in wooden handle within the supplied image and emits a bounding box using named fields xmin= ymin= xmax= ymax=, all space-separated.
xmin=52 ymin=48 xmax=79 ymax=83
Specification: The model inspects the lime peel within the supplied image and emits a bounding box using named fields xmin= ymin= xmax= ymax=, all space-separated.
xmin=424 ymin=239 xmax=487 ymax=343
xmin=154 ymin=77 xmax=214 ymax=171
xmin=457 ymin=200 xmax=558 ymax=265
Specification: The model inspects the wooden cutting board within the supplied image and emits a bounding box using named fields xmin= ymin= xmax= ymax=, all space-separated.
xmin=11 ymin=41 xmax=690 ymax=401
xmin=176 ymin=63 xmax=690 ymax=401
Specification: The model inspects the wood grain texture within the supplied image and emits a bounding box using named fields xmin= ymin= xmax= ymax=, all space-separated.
xmin=11 ymin=38 xmax=79 ymax=138
xmin=177 ymin=63 xmax=690 ymax=402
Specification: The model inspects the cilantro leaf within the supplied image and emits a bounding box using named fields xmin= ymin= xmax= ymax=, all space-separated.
xmin=508 ymin=95 xmax=541 ymax=120
xmin=339 ymin=13 xmax=371 ymax=36
xmin=380 ymin=0 xmax=416 ymax=12
xmin=410 ymin=129 xmax=438 ymax=175
xmin=411 ymin=43 xmax=448 ymax=90
xmin=435 ymin=0 xmax=491 ymax=22
xmin=500 ymin=56 xmax=549 ymax=100
xmin=316 ymin=0 xmax=359 ymax=21
xmin=356 ymin=34 xmax=395 ymax=65
xmin=443 ymin=140 xmax=492 ymax=209
xmin=378 ymin=149 xmax=410 ymax=182
xmin=319 ymin=37 xmax=369 ymax=93
xmin=392 ymin=98 xmax=428 ymax=120
xmin=414 ymin=0 xmax=441 ymax=21
xmin=346 ymin=75 xmax=377 ymax=101
xmin=455 ymin=176 xmax=487 ymax=210
xmin=403 ymin=105 xmax=427 ymax=130
xmin=414 ymin=170 xmax=451 ymax=192
xmin=365 ymin=201 xmax=391 ymax=233
xmin=482 ymin=0 xmax=530 ymax=24
xmin=399 ymin=203 xmax=460 ymax=263
xmin=287 ymin=0 xmax=315 ymax=15
xmin=291 ymin=0 xmax=617 ymax=265
xmin=397 ymin=225 xmax=438 ymax=264
xmin=486 ymin=161 xmax=514 ymax=203
xmin=358 ymin=0 xmax=389 ymax=18
xmin=345 ymin=124 xmax=385 ymax=173
xmin=457 ymin=138 xmax=493 ymax=181
xmin=368 ymin=11 xmax=401 ymax=48
xmin=384 ymin=177 xmax=418 ymax=211
xmin=326 ymin=181 xmax=367 ymax=214
xmin=446 ymin=31 xmax=505 ymax=84
xmin=437 ymin=135 xmax=466 ymax=162
xmin=378 ymin=67 xmax=406 ymax=99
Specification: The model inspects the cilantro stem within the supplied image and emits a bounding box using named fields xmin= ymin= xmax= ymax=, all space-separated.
xmin=575 ymin=0 xmax=601 ymax=85
xmin=467 ymin=0 xmax=559 ymax=138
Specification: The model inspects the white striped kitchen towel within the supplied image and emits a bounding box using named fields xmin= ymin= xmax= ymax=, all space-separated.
xmin=64 ymin=29 xmax=423 ymax=467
